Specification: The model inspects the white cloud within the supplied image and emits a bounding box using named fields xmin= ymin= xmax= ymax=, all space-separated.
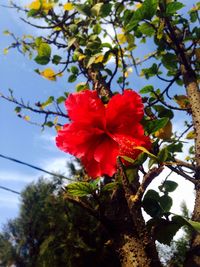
xmin=0 ymin=170 xmax=36 ymax=182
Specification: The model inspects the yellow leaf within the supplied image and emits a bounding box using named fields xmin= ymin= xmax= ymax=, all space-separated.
xmin=55 ymin=125 xmax=62 ymax=131
xmin=135 ymin=3 xmax=142 ymax=9
xmin=3 ymin=30 xmax=11 ymax=35
xmin=53 ymin=116 xmax=58 ymax=125
xmin=54 ymin=26 xmax=62 ymax=31
xmin=28 ymin=0 xmax=41 ymax=10
xmin=63 ymin=3 xmax=74 ymax=11
xmin=117 ymin=33 xmax=127 ymax=44
xmin=40 ymin=68 xmax=56 ymax=81
xmin=124 ymin=67 xmax=133 ymax=78
xmin=28 ymin=0 xmax=54 ymax=12
xmin=24 ymin=115 xmax=30 ymax=121
xmin=3 ymin=48 xmax=9 ymax=55
xmin=174 ymin=95 xmax=190 ymax=109
xmin=186 ymin=130 xmax=196 ymax=139
xmin=78 ymin=54 xmax=86 ymax=61
xmin=94 ymin=54 xmax=104 ymax=63
xmin=154 ymin=121 xmax=173 ymax=140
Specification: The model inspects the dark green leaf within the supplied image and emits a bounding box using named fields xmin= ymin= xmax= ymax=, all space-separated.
xmin=126 ymin=0 xmax=158 ymax=32
xmin=153 ymin=105 xmax=174 ymax=119
xmin=162 ymin=53 xmax=177 ymax=70
xmin=34 ymin=55 xmax=50 ymax=65
xmin=75 ymin=4 xmax=91 ymax=16
xmin=15 ymin=106 xmax=21 ymax=113
xmin=159 ymin=195 xmax=172 ymax=212
xmin=68 ymin=74 xmax=77 ymax=83
xmin=153 ymin=218 xmax=183 ymax=245
xmin=45 ymin=121 xmax=54 ymax=127
xmin=143 ymin=198 xmax=162 ymax=218
xmin=145 ymin=117 xmax=169 ymax=134
xmin=52 ymin=55 xmax=62 ymax=65
xmin=162 ymin=180 xmax=178 ymax=193
xmin=71 ymin=66 xmax=79 ymax=75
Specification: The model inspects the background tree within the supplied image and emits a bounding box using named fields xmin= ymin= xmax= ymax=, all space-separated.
xmin=0 ymin=175 xmax=120 ymax=267
xmin=1 ymin=0 xmax=200 ymax=266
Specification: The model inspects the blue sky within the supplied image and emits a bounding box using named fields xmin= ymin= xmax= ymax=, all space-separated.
xmin=0 ymin=0 xmax=196 ymax=228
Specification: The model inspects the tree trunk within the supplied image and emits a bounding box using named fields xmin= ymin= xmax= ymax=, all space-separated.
xmin=182 ymin=67 xmax=200 ymax=267
xmin=105 ymin=188 xmax=162 ymax=267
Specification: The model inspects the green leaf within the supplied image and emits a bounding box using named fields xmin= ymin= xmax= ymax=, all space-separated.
xmin=162 ymin=180 xmax=178 ymax=193
xmin=66 ymin=182 xmax=94 ymax=197
xmin=34 ymin=55 xmax=50 ymax=65
xmin=167 ymin=142 xmax=183 ymax=153
xmin=157 ymin=147 xmax=169 ymax=163
xmin=93 ymin=24 xmax=102 ymax=34
xmin=71 ymin=66 xmax=79 ymax=75
xmin=52 ymin=55 xmax=62 ymax=65
xmin=159 ymin=195 xmax=172 ymax=212
xmin=56 ymin=96 xmax=66 ymax=104
xmin=138 ymin=23 xmax=155 ymax=36
xmin=100 ymin=3 xmax=112 ymax=17
xmin=145 ymin=117 xmax=169 ymax=134
xmin=102 ymin=182 xmax=119 ymax=192
xmin=153 ymin=105 xmax=174 ymax=119
xmin=120 ymin=156 xmax=135 ymax=164
xmin=27 ymin=9 xmax=39 ymax=17
xmin=45 ymin=121 xmax=54 ymax=127
xmin=34 ymin=42 xmax=51 ymax=65
xmin=162 ymin=53 xmax=177 ymax=70
xmin=187 ymin=220 xmax=200 ymax=233
xmin=151 ymin=218 xmax=183 ymax=245
xmin=140 ymin=85 xmax=154 ymax=94
xmin=143 ymin=197 xmax=162 ymax=218
xmin=68 ymin=74 xmax=77 ymax=83
xmin=91 ymin=3 xmax=103 ymax=16
xmin=126 ymin=0 xmax=158 ymax=32
xmin=166 ymin=2 xmax=185 ymax=15
xmin=75 ymin=4 xmax=91 ymax=16
xmin=15 ymin=106 xmax=21 ymax=113
xmin=68 ymin=37 xmax=76 ymax=48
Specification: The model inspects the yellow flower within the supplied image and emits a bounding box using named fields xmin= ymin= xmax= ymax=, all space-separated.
xmin=40 ymin=68 xmax=56 ymax=81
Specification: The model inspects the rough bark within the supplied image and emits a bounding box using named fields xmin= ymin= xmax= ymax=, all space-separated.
xmin=105 ymin=188 xmax=162 ymax=267
xmin=181 ymin=67 xmax=200 ymax=267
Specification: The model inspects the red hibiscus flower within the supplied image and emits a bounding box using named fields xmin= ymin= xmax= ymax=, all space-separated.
xmin=56 ymin=89 xmax=151 ymax=178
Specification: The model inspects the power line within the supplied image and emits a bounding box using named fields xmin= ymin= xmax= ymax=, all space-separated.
xmin=0 ymin=185 xmax=20 ymax=195
xmin=0 ymin=153 xmax=73 ymax=182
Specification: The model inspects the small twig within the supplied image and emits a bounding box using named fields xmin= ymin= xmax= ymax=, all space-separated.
xmin=167 ymin=165 xmax=197 ymax=184
xmin=133 ymin=167 xmax=164 ymax=203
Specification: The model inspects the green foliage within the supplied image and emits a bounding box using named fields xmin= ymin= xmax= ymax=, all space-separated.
xmin=0 ymin=178 xmax=120 ymax=267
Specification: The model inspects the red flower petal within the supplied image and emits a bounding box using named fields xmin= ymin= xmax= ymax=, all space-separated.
xmin=106 ymin=90 xmax=144 ymax=134
xmin=94 ymin=135 xmax=119 ymax=177
xmin=56 ymin=122 xmax=104 ymax=158
xmin=66 ymin=90 xmax=105 ymax=128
